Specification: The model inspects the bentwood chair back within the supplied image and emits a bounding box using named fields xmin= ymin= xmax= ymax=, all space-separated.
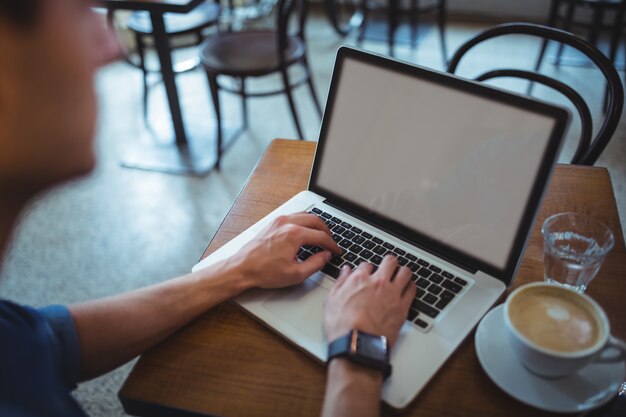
xmin=200 ymin=0 xmax=321 ymax=169
xmin=447 ymin=23 xmax=623 ymax=165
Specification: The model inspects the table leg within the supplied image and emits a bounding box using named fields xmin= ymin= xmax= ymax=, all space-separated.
xmin=120 ymin=11 xmax=242 ymax=176
xmin=150 ymin=12 xmax=187 ymax=145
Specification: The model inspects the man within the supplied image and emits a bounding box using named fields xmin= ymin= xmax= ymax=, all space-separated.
xmin=0 ymin=1 xmax=415 ymax=417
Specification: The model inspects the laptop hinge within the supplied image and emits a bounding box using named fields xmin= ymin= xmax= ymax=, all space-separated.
xmin=323 ymin=199 xmax=478 ymax=274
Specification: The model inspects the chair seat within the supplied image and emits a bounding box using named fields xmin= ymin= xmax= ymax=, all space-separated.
xmin=128 ymin=2 xmax=221 ymax=35
xmin=199 ymin=31 xmax=305 ymax=77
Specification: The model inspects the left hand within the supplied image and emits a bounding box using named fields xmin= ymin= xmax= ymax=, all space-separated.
xmin=228 ymin=212 xmax=342 ymax=289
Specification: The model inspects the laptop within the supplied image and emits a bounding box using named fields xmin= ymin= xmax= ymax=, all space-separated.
xmin=192 ymin=46 xmax=569 ymax=409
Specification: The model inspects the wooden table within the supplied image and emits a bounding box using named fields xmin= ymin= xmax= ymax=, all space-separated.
xmin=96 ymin=0 xmax=224 ymax=176
xmin=119 ymin=139 xmax=626 ymax=417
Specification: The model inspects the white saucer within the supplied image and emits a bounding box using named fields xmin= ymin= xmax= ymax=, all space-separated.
xmin=475 ymin=305 xmax=625 ymax=413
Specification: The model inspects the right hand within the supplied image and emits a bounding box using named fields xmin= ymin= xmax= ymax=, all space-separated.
xmin=324 ymin=256 xmax=416 ymax=348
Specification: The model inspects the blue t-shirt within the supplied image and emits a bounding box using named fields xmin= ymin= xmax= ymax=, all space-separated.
xmin=0 ymin=300 xmax=87 ymax=417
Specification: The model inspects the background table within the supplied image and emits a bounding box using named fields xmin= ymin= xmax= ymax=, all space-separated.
xmin=119 ymin=139 xmax=626 ymax=417
xmin=96 ymin=0 xmax=224 ymax=175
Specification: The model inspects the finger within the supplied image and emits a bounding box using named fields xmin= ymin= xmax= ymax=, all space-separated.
xmin=401 ymin=280 xmax=417 ymax=312
xmin=355 ymin=260 xmax=374 ymax=275
xmin=374 ymin=255 xmax=398 ymax=282
xmin=332 ymin=264 xmax=352 ymax=292
xmin=284 ymin=213 xmax=333 ymax=235
xmin=296 ymin=227 xmax=341 ymax=254
xmin=392 ymin=266 xmax=413 ymax=293
xmin=295 ymin=250 xmax=334 ymax=280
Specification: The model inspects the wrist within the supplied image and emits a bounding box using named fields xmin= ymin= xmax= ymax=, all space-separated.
xmin=328 ymin=357 xmax=384 ymax=385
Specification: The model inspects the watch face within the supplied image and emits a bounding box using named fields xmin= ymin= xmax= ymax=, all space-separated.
xmin=358 ymin=333 xmax=388 ymax=362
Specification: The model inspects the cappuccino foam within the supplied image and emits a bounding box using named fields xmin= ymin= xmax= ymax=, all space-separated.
xmin=509 ymin=289 xmax=600 ymax=352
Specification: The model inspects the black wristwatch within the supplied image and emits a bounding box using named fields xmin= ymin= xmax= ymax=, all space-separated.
xmin=327 ymin=329 xmax=392 ymax=379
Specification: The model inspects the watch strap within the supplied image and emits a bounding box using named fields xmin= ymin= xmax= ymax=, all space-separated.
xmin=327 ymin=330 xmax=392 ymax=379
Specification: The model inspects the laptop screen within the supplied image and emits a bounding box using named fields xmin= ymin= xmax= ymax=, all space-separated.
xmin=311 ymin=48 xmax=566 ymax=282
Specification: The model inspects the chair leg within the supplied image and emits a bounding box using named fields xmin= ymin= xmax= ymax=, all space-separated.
xmin=206 ymin=73 xmax=223 ymax=170
xmin=604 ymin=3 xmax=624 ymax=113
xmin=135 ymin=33 xmax=149 ymax=122
xmin=410 ymin=0 xmax=418 ymax=50
xmin=303 ymin=58 xmax=322 ymax=117
xmin=587 ymin=7 xmax=604 ymax=48
xmin=556 ymin=0 xmax=576 ymax=66
xmin=388 ymin=0 xmax=399 ymax=57
xmin=356 ymin=0 xmax=369 ymax=46
xmin=240 ymin=77 xmax=249 ymax=129
xmin=438 ymin=0 xmax=447 ymax=67
xmin=280 ymin=69 xmax=305 ymax=140
xmin=530 ymin=0 xmax=559 ymax=95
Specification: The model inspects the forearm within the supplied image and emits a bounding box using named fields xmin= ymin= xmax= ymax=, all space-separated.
xmin=69 ymin=258 xmax=250 ymax=380
xmin=321 ymin=359 xmax=383 ymax=417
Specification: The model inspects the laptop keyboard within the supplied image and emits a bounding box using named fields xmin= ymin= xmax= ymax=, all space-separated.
xmin=298 ymin=207 xmax=471 ymax=332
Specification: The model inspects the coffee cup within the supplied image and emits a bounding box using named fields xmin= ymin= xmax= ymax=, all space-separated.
xmin=503 ymin=282 xmax=626 ymax=378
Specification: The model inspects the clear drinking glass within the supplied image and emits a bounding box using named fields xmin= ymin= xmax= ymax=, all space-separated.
xmin=542 ymin=213 xmax=615 ymax=293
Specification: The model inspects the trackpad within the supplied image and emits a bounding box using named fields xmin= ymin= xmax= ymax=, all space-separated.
xmin=262 ymin=278 xmax=328 ymax=344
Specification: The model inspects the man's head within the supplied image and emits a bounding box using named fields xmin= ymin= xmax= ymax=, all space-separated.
xmin=0 ymin=0 xmax=118 ymax=197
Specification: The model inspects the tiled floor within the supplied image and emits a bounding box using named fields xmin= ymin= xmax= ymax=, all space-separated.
xmin=0 ymin=10 xmax=624 ymax=417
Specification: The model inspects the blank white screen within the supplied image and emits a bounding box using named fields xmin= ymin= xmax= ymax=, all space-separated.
xmin=316 ymin=58 xmax=556 ymax=269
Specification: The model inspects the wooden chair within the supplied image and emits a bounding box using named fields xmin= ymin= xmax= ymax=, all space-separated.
xmin=199 ymin=0 xmax=321 ymax=169
xmin=447 ymin=23 xmax=623 ymax=165
xmin=108 ymin=1 xmax=222 ymax=121
xmin=356 ymin=0 xmax=447 ymax=63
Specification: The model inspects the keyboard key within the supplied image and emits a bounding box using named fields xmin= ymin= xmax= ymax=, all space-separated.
xmin=416 ymin=278 xmax=429 ymax=288
xmin=370 ymin=255 xmax=383 ymax=265
xmin=373 ymin=246 xmax=386 ymax=255
xmin=435 ymin=297 xmax=451 ymax=310
xmin=440 ymin=290 xmax=455 ymax=301
xmin=397 ymin=257 xmax=409 ymax=266
xmin=332 ymin=234 xmax=342 ymax=243
xmin=406 ymin=253 xmax=418 ymax=262
xmin=338 ymin=239 xmax=352 ymax=250
xmin=332 ymin=216 xmax=342 ymax=223
xmin=321 ymin=212 xmax=332 ymax=219
xmin=360 ymin=249 xmax=374 ymax=259
xmin=454 ymin=277 xmax=468 ymax=286
xmin=333 ymin=225 xmax=345 ymax=234
xmin=363 ymin=240 xmax=376 ymax=249
xmin=352 ymin=226 xmax=362 ymax=234
xmin=372 ymin=237 xmax=383 ymax=244
xmin=344 ymin=252 xmax=357 ymax=262
xmin=412 ymin=299 xmax=439 ymax=318
xmin=322 ymin=264 xmax=341 ymax=278
xmin=415 ymin=319 xmax=428 ymax=328
xmin=298 ymin=251 xmax=312 ymax=261
xmin=351 ymin=245 xmax=364 ymax=255
xmin=354 ymin=258 xmax=367 ymax=266
xmin=342 ymin=230 xmax=356 ymax=239
xmin=416 ymin=288 xmax=426 ymax=298
xmin=427 ymin=283 xmax=443 ymax=295
xmin=408 ymin=309 xmax=419 ymax=321
xmin=311 ymin=208 xmax=322 ymax=214
xmin=407 ymin=262 xmax=419 ymax=272
xmin=341 ymin=221 xmax=352 ymax=228
xmin=326 ymin=221 xmax=336 ymax=229
xmin=442 ymin=271 xmax=454 ymax=279
xmin=441 ymin=279 xmax=462 ymax=294
xmin=383 ymin=242 xmax=394 ymax=250
xmin=330 ymin=256 xmax=343 ymax=266
xmin=353 ymin=235 xmax=365 ymax=244
xmin=361 ymin=232 xmax=373 ymax=239
xmin=429 ymin=265 xmax=442 ymax=273
xmin=393 ymin=247 xmax=406 ymax=256
xmin=429 ymin=274 xmax=443 ymax=284
xmin=417 ymin=259 xmax=429 ymax=267
xmin=417 ymin=268 xmax=432 ymax=278
xmin=423 ymin=293 xmax=438 ymax=305
xmin=310 ymin=246 xmax=323 ymax=254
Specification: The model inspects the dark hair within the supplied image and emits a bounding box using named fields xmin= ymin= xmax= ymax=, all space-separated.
xmin=0 ymin=0 xmax=40 ymax=27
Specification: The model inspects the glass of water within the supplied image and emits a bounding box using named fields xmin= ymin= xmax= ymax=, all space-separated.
xmin=542 ymin=213 xmax=615 ymax=293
